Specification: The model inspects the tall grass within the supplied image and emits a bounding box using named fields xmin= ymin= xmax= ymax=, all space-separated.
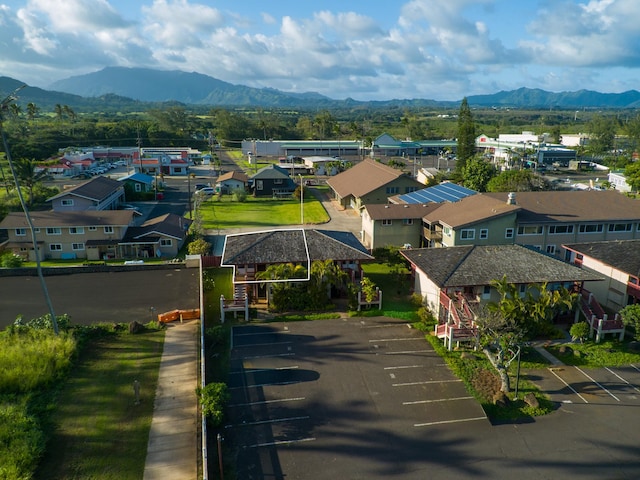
xmin=0 ymin=329 xmax=76 ymax=393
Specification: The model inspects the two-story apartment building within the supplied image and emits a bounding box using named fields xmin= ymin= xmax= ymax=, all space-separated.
xmin=0 ymin=210 xmax=135 ymax=261
xmin=362 ymin=203 xmax=440 ymax=250
xmin=48 ymin=177 xmax=125 ymax=212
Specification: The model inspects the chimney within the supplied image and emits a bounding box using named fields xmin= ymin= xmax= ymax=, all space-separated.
xmin=507 ymin=192 xmax=516 ymax=205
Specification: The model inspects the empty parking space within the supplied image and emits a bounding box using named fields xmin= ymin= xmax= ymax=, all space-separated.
xmin=225 ymin=317 xmax=488 ymax=479
xmin=533 ymin=364 xmax=640 ymax=405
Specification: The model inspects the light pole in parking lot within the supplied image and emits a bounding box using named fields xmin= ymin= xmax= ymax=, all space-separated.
xmin=299 ymin=174 xmax=304 ymax=225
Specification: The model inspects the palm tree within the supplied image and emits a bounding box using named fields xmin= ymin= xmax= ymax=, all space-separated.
xmin=26 ymin=102 xmax=38 ymax=122
xmin=13 ymin=157 xmax=48 ymax=206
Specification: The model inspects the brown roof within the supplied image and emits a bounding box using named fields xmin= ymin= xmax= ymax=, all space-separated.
xmin=563 ymin=240 xmax=640 ymax=277
xmin=327 ymin=159 xmax=412 ymax=198
xmin=47 ymin=176 xmax=122 ymax=202
xmin=0 ymin=210 xmax=134 ymax=229
xmin=422 ymin=194 xmax=520 ymax=228
xmin=401 ymin=244 xmax=602 ymax=287
xmin=364 ymin=202 xmax=439 ymax=220
xmin=217 ymin=170 xmax=249 ymax=183
xmin=484 ymin=190 xmax=640 ymax=223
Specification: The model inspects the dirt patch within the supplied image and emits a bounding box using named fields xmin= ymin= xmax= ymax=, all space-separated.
xmin=471 ymin=367 xmax=501 ymax=401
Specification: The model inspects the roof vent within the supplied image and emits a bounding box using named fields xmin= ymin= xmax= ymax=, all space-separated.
xmin=384 ymin=205 xmax=389 ymax=208
xmin=507 ymin=192 xmax=517 ymax=205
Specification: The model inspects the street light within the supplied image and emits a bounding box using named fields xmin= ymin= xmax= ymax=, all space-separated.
xmin=299 ymin=174 xmax=304 ymax=225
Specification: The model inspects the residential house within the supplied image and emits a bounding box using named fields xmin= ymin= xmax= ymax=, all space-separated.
xmin=563 ymin=240 xmax=640 ymax=311
xmin=249 ymin=164 xmax=296 ymax=197
xmin=326 ymin=159 xmax=423 ymax=210
xmin=215 ymin=171 xmax=249 ymax=194
xmin=48 ymin=176 xmax=125 ymax=212
xmin=0 ymin=210 xmax=135 ymax=261
xmin=221 ymin=228 xmax=374 ymax=301
xmin=118 ymin=172 xmax=155 ymax=195
xmin=361 ymin=203 xmax=439 ymax=250
xmin=608 ymin=171 xmax=633 ymax=193
xmin=401 ymin=244 xmax=602 ymax=349
xmin=119 ymin=213 xmax=191 ymax=258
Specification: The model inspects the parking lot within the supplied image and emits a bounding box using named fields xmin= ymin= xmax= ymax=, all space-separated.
xmin=225 ymin=317 xmax=640 ymax=480
xmin=226 ymin=317 xmax=489 ymax=479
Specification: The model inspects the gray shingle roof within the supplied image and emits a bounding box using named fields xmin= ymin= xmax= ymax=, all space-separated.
xmin=563 ymin=239 xmax=640 ymax=277
xmin=401 ymin=244 xmax=602 ymax=287
xmin=47 ymin=176 xmax=122 ymax=202
xmin=222 ymin=229 xmax=373 ymax=266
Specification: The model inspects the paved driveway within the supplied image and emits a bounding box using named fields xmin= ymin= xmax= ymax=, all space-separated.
xmin=224 ymin=317 xmax=640 ymax=480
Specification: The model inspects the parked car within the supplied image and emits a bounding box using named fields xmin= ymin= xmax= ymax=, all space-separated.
xmin=194 ymin=183 xmax=210 ymax=191
xmin=195 ymin=187 xmax=215 ymax=196
xmin=71 ymin=172 xmax=91 ymax=179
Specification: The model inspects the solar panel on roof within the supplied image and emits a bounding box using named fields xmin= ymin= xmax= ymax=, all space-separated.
xmin=396 ymin=183 xmax=476 ymax=204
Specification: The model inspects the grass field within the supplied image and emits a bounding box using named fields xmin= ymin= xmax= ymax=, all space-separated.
xmin=198 ymin=195 xmax=329 ymax=229
xmin=34 ymin=327 xmax=165 ymax=480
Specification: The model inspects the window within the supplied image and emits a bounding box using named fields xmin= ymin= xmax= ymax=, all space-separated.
xmin=405 ymin=186 xmax=418 ymax=193
xmin=72 ymin=243 xmax=85 ymax=251
xmin=256 ymin=180 xmax=263 ymax=191
xmin=88 ymin=226 xmax=97 ymax=231
xmin=382 ymin=219 xmax=393 ymax=226
xmin=386 ymin=186 xmax=399 ymax=194
xmin=273 ymin=178 xmax=283 ymax=185
xmin=546 ymin=245 xmax=557 ymax=255
xmin=61 ymin=199 xmax=74 ymax=206
xmin=608 ymin=223 xmax=632 ymax=232
xmin=443 ymin=226 xmax=452 ymax=236
xmin=104 ymin=226 xmax=114 ymax=234
xmin=517 ymin=226 xmax=543 ymax=235
xmin=49 ymin=244 xmax=62 ymax=251
xmin=15 ymin=228 xmax=26 ymax=236
xmin=69 ymin=227 xmax=84 ymax=234
xmin=548 ymin=225 xmax=574 ymax=235
xmin=134 ymin=183 xmax=142 ymax=192
xmin=160 ymin=239 xmax=173 ymax=247
xmin=579 ymin=224 xmax=604 ymax=233
xmin=460 ymin=229 xmax=475 ymax=240
xmin=519 ymin=284 xmax=527 ymax=297
xmin=505 ymin=228 xmax=514 ymax=239
xmin=482 ymin=285 xmax=491 ymax=299
xmin=402 ymin=218 xmax=414 ymax=226
xmin=34 ymin=228 xmax=40 ymax=233
xmin=479 ymin=229 xmax=488 ymax=239
xmin=46 ymin=227 xmax=61 ymax=235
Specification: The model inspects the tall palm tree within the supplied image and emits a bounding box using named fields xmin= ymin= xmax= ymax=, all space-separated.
xmin=13 ymin=157 xmax=48 ymax=206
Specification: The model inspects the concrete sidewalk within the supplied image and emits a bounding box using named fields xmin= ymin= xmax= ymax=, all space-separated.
xmin=143 ymin=320 xmax=199 ymax=480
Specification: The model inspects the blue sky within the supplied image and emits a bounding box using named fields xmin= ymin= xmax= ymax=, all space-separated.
xmin=1 ymin=0 xmax=639 ymax=101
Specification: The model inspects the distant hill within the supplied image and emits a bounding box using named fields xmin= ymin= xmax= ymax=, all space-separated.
xmin=3 ymin=67 xmax=640 ymax=110
xmin=467 ymin=87 xmax=640 ymax=109
xmin=48 ymin=67 xmax=334 ymax=107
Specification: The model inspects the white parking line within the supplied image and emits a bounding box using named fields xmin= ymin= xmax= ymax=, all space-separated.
xmin=229 ymin=380 xmax=302 ymax=390
xmin=241 ymin=353 xmax=296 ymax=359
xmin=228 ymin=397 xmax=306 ymax=408
xmin=234 ymin=341 xmax=293 ymax=348
xmin=414 ymin=416 xmax=486 ymax=427
xmin=393 ymin=379 xmax=461 ymax=387
xmin=605 ymin=367 xmax=640 ymax=394
xmin=548 ymin=368 xmax=589 ymax=404
xmin=229 ymin=366 xmax=299 ymax=375
xmin=575 ymin=366 xmax=620 ymax=402
xmin=369 ymin=338 xmax=420 ymax=342
xmin=384 ymin=364 xmax=446 ymax=369
xmin=385 ymin=350 xmax=433 ymax=355
xmin=244 ymin=437 xmax=316 ymax=448
xmin=225 ymin=415 xmax=310 ymax=428
xmin=403 ymin=396 xmax=473 ymax=405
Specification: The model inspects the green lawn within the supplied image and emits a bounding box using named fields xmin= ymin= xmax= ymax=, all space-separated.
xmin=198 ymin=195 xmax=329 ymax=229
xmin=34 ymin=327 xmax=165 ymax=480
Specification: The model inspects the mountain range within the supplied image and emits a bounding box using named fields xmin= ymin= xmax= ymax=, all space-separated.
xmin=2 ymin=66 xmax=640 ymax=110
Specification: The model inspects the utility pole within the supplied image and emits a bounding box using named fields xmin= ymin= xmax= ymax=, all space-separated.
xmin=1 ymin=86 xmax=58 ymax=334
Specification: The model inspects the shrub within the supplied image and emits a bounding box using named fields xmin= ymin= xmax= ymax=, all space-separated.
xmin=232 ymin=188 xmax=247 ymax=202
xmin=188 ymin=237 xmax=211 ymax=256
xmin=197 ymin=382 xmax=229 ymax=427
xmin=570 ymin=321 xmax=590 ymax=343
xmin=1 ymin=252 xmax=23 ymax=268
